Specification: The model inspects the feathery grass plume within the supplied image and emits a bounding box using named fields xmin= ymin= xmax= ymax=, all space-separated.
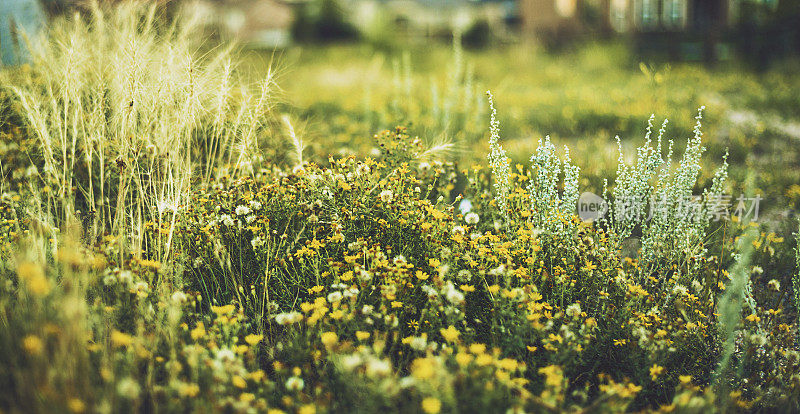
xmin=442 ymin=31 xmax=463 ymax=135
xmin=485 ymin=91 xmax=510 ymax=217
xmin=283 ymin=114 xmax=304 ymax=169
xmin=2 ymin=1 xmax=274 ymax=259
xmin=713 ymin=226 xmax=758 ymax=407
xmin=419 ymin=134 xmax=455 ymax=163
xmin=794 ymin=218 xmax=800 ymax=336
xmin=381 ymin=36 xmax=482 ymax=160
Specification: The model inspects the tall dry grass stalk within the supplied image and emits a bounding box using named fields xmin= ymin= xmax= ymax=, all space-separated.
xmin=3 ymin=1 xmax=275 ymax=262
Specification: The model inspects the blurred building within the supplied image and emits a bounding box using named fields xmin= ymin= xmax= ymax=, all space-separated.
xmin=607 ymin=0 xmax=737 ymax=33
xmin=519 ymin=0 xmax=738 ymax=35
xmin=519 ymin=0 xmax=740 ymax=60
xmin=207 ymin=0 xmax=296 ymax=47
xmin=612 ymin=0 xmax=739 ymax=61
xmin=520 ymin=0 xmax=594 ymax=34
xmin=351 ymin=0 xmax=518 ymax=38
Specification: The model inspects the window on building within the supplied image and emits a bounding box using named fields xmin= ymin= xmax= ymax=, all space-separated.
xmin=610 ymin=0 xmax=629 ymax=32
xmin=662 ymin=0 xmax=687 ymax=29
xmin=634 ymin=0 xmax=660 ymax=30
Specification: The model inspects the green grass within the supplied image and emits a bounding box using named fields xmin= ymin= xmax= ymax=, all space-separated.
xmin=1 ymin=3 xmax=800 ymax=413
xmin=271 ymin=42 xmax=800 ymax=215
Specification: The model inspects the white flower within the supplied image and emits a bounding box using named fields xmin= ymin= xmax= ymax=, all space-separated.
xmin=421 ymin=285 xmax=438 ymax=298
xmin=285 ymin=376 xmax=304 ymax=391
xmin=566 ymin=303 xmax=582 ymax=318
xmin=220 ymin=214 xmax=235 ymax=227
xmin=379 ymin=189 xmax=394 ymax=203
xmin=457 ymin=269 xmax=472 ymax=282
xmin=275 ymin=311 xmax=303 ymax=325
xmin=343 ymin=287 xmax=359 ymax=298
xmin=489 ymin=264 xmax=506 ymax=276
xmin=366 ymin=358 xmax=391 ymax=377
xmin=216 ymin=348 xmax=236 ymax=362
xmin=672 ymin=284 xmax=688 ymax=296
xmin=381 ymin=284 xmax=397 ymax=296
xmin=361 ymin=305 xmax=374 ymax=315
xmin=749 ymin=334 xmax=767 ymax=347
xmin=443 ymin=281 xmax=464 ymax=305
xmin=249 ymin=200 xmax=262 ymax=210
xmin=384 ymin=314 xmax=399 ymax=328
xmin=409 ymin=336 xmax=427 ymax=351
xmin=357 ymin=269 xmax=371 ymax=282
xmin=464 ymin=212 xmax=480 ymax=225
xmin=235 ymin=205 xmax=251 ymax=216
xmin=340 ymin=354 xmax=362 ymax=371
xmin=399 ymin=376 xmax=416 ymax=389
xmin=452 ymin=226 xmax=466 ymax=235
xmin=134 ymin=281 xmax=149 ymax=293
xmin=117 ymin=377 xmax=141 ymax=399
xmin=251 ymin=236 xmax=264 ymax=249
xmin=327 ymin=291 xmax=343 ymax=303
xmin=560 ymin=325 xmax=575 ymax=341
xmin=118 ymin=270 xmax=133 ymax=286
xmin=171 ymin=291 xmax=188 ymax=304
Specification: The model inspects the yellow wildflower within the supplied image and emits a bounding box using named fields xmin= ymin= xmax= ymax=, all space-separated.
xmin=67 ymin=398 xmax=85 ymax=413
xmin=439 ymin=326 xmax=460 ymax=343
xmin=411 ymin=358 xmax=435 ymax=380
xmin=17 ymin=262 xmax=50 ymax=296
xmin=649 ymin=364 xmax=664 ymax=381
xmin=110 ymin=330 xmax=134 ymax=348
xmin=232 ymin=376 xmax=247 ymax=389
xmin=538 ymin=365 xmax=563 ymax=388
xmin=191 ymin=323 xmax=206 ymax=340
xmin=475 ymin=354 xmax=493 ymax=366
xmin=245 ymin=334 xmax=263 ymax=346
xmin=320 ymin=331 xmax=338 ymax=349
xmin=179 ymin=383 xmax=200 ymax=397
xmin=298 ymin=405 xmax=316 ymax=414
xmin=22 ymin=335 xmax=44 ymax=355
xmin=211 ymin=304 xmax=235 ymax=315
xmin=469 ymin=343 xmax=486 ymax=354
xmin=455 ymin=352 xmax=473 ymax=367
xmin=421 ymin=397 xmax=442 ymax=414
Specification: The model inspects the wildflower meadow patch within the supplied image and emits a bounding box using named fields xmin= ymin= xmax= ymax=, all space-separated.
xmin=1 ymin=2 xmax=800 ymax=413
